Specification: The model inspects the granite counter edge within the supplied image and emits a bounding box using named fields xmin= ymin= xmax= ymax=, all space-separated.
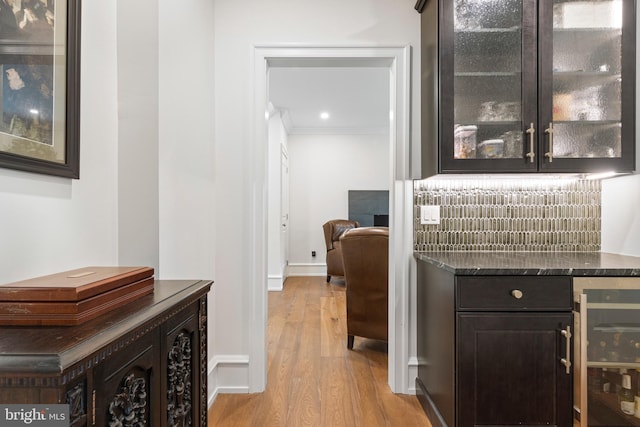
xmin=414 ymin=253 xmax=640 ymax=277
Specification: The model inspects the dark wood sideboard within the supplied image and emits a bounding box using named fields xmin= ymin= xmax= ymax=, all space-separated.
xmin=0 ymin=279 xmax=212 ymax=427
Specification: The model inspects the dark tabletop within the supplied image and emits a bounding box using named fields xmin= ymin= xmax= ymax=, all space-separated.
xmin=0 ymin=279 xmax=212 ymax=373
xmin=414 ymin=251 xmax=640 ymax=276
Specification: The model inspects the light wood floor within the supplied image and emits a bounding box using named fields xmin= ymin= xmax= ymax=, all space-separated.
xmin=208 ymin=276 xmax=432 ymax=427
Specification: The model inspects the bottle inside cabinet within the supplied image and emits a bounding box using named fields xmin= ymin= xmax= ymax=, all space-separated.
xmin=633 ymin=372 xmax=640 ymax=419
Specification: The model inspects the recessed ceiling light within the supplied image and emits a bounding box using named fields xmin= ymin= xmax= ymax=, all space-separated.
xmin=320 ymin=112 xmax=330 ymax=120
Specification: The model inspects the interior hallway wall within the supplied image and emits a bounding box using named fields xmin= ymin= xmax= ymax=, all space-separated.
xmin=0 ymin=2 xmax=120 ymax=283
xmin=288 ymin=133 xmax=390 ymax=275
xmin=211 ymin=0 xmax=420 ymax=395
xmin=267 ymin=111 xmax=289 ymax=290
xmin=158 ymin=0 xmax=217 ymax=397
xmin=117 ymin=0 xmax=160 ymax=270
xmin=158 ymin=0 xmax=215 ymax=280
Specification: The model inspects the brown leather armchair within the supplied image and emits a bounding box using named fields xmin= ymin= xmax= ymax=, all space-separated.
xmin=322 ymin=219 xmax=359 ymax=283
xmin=339 ymin=227 xmax=389 ymax=349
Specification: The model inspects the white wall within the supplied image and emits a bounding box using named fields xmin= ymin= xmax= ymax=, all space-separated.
xmin=117 ymin=0 xmax=160 ymax=270
xmin=601 ymin=174 xmax=640 ymax=256
xmin=288 ymin=133 xmax=389 ymax=271
xmin=267 ymin=111 xmax=289 ymax=289
xmin=600 ymin=11 xmax=640 ymax=257
xmin=157 ymin=0 xmax=217 ymax=402
xmin=158 ymin=1 xmax=215 ymax=281
xmin=0 ymin=2 xmax=120 ymax=283
xmin=211 ymin=0 xmax=420 ymax=395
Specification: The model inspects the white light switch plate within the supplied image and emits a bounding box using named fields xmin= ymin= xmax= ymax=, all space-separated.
xmin=420 ymin=205 xmax=440 ymax=225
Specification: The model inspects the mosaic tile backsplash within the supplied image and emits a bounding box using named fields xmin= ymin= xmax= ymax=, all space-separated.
xmin=414 ymin=178 xmax=601 ymax=252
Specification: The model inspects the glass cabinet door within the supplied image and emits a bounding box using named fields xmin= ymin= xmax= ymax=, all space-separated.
xmin=574 ymin=278 xmax=640 ymax=426
xmin=540 ymin=0 xmax=634 ymax=172
xmin=441 ymin=0 xmax=538 ymax=172
xmin=436 ymin=0 xmax=635 ymax=174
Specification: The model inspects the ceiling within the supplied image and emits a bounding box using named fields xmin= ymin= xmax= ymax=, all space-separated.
xmin=268 ymin=67 xmax=390 ymax=135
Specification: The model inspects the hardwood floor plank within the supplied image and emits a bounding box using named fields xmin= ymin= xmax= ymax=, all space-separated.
xmin=286 ymin=377 xmax=321 ymax=427
xmin=207 ymin=393 xmax=262 ymax=427
xmin=320 ymin=295 xmax=344 ymax=357
xmin=345 ymin=350 xmax=388 ymax=427
xmin=208 ymin=276 xmax=432 ymax=427
xmin=320 ymin=357 xmax=359 ymax=427
xmin=287 ymin=285 xmax=322 ymax=425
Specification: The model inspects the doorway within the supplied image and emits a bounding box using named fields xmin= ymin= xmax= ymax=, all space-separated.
xmin=251 ymin=46 xmax=412 ymax=393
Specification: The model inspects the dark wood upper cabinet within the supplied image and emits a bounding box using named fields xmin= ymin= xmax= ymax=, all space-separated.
xmin=416 ymin=0 xmax=636 ymax=176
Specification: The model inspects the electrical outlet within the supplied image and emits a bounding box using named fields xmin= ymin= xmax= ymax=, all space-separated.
xmin=420 ymin=205 xmax=441 ymax=225
xmin=311 ymin=251 xmax=316 ymax=257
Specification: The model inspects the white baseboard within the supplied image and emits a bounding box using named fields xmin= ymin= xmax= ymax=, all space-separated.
xmin=268 ymin=275 xmax=283 ymax=291
xmin=287 ymin=262 xmax=326 ymax=277
xmin=206 ymin=350 xmax=419 ymax=410
xmin=407 ymin=356 xmax=419 ymax=395
xmin=208 ymin=354 xmax=251 ymax=407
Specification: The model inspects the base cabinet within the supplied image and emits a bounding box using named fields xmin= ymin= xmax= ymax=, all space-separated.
xmin=416 ymin=260 xmax=573 ymax=427
xmin=457 ymin=313 xmax=573 ymax=426
xmin=164 ymin=304 xmax=203 ymax=427
xmin=94 ymin=333 xmax=159 ymax=427
xmin=0 ymin=280 xmax=211 ymax=427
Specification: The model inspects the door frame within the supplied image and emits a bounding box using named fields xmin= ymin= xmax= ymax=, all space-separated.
xmin=250 ymin=45 xmax=412 ymax=393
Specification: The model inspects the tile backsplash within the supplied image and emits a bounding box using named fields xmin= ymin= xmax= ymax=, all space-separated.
xmin=414 ymin=178 xmax=601 ymax=252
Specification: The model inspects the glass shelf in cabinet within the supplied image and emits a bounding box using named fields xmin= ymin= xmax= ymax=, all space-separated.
xmin=553 ymin=27 xmax=622 ymax=34
xmin=587 ymin=302 xmax=640 ymax=310
xmin=553 ymin=72 xmax=621 ymax=91
xmin=472 ymin=121 xmax=522 ymax=126
xmin=553 ymin=71 xmax=620 ymax=79
xmin=455 ymin=72 xmax=520 ymax=77
xmin=552 ymin=121 xmax=621 ymax=127
xmin=455 ymin=26 xmax=521 ymax=34
xmin=586 ymin=361 xmax=640 ymax=369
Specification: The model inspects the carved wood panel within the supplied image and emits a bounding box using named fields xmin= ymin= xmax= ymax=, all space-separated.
xmin=167 ymin=332 xmax=192 ymax=427
xmin=108 ymin=373 xmax=148 ymax=427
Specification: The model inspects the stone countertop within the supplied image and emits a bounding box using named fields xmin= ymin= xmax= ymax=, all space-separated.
xmin=414 ymin=251 xmax=640 ymax=276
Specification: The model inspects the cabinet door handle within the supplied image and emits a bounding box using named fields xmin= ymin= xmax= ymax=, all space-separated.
xmin=526 ymin=123 xmax=535 ymax=163
xmin=545 ymin=122 xmax=554 ymax=162
xmin=560 ymin=326 xmax=572 ymax=374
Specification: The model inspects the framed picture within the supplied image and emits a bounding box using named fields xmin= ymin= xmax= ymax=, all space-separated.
xmin=0 ymin=0 xmax=80 ymax=178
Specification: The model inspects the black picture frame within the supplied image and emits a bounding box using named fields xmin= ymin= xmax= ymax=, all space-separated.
xmin=0 ymin=0 xmax=80 ymax=179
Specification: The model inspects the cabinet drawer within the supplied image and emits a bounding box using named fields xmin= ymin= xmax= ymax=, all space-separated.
xmin=456 ymin=276 xmax=572 ymax=311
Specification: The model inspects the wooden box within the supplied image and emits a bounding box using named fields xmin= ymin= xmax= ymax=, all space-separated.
xmin=0 ymin=266 xmax=154 ymax=326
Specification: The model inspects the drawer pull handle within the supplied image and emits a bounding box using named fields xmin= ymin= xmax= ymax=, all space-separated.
xmin=511 ymin=289 xmax=523 ymax=299
xmin=561 ymin=326 xmax=572 ymax=375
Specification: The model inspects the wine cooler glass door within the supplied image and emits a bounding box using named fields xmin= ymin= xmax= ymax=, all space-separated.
xmin=574 ymin=277 xmax=640 ymax=427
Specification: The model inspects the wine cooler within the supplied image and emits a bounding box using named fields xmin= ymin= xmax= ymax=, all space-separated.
xmin=574 ymin=277 xmax=640 ymax=426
